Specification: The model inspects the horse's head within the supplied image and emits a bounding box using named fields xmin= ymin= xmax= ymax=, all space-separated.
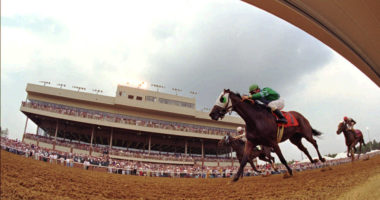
xmin=218 ymin=134 xmax=232 ymax=147
xmin=209 ymin=89 xmax=233 ymax=120
xmin=336 ymin=122 xmax=347 ymax=135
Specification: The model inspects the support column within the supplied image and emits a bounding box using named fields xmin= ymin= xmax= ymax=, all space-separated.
xmin=109 ymin=128 xmax=113 ymax=149
xmin=53 ymin=120 xmax=59 ymax=150
xmin=201 ymin=140 xmax=204 ymax=171
xmin=201 ymin=140 xmax=204 ymax=158
xmin=185 ymin=140 xmax=188 ymax=156
xmin=216 ymin=144 xmax=218 ymax=158
xmin=22 ymin=117 xmax=29 ymax=143
xmin=54 ymin=120 xmax=59 ymax=142
xmin=148 ymin=134 xmax=151 ymax=154
xmin=231 ymin=147 xmax=234 ymax=167
xmin=36 ymin=125 xmax=40 ymax=147
xmin=90 ymin=126 xmax=94 ymax=155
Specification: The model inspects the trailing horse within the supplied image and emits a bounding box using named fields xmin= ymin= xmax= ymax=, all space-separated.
xmin=218 ymin=134 xmax=277 ymax=175
xmin=209 ymin=89 xmax=325 ymax=182
xmin=336 ymin=121 xmax=366 ymax=161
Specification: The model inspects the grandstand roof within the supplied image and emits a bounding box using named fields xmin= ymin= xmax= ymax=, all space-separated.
xmin=244 ymin=0 xmax=380 ymax=87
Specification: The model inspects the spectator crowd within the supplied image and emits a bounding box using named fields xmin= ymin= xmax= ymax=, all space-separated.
xmin=3 ymin=136 xmax=379 ymax=178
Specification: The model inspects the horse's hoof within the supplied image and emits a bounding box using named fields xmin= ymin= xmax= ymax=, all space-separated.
xmin=313 ymin=159 xmax=319 ymax=163
xmin=283 ymin=173 xmax=293 ymax=179
xmin=320 ymin=158 xmax=326 ymax=162
xmin=321 ymin=166 xmax=332 ymax=172
xmin=232 ymin=176 xmax=239 ymax=182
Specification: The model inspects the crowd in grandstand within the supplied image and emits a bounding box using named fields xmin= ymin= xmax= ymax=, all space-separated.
xmin=4 ymin=135 xmax=379 ymax=178
xmin=22 ymin=100 xmax=237 ymax=136
xmin=24 ymin=133 xmax=228 ymax=163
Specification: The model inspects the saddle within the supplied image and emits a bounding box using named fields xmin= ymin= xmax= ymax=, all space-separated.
xmin=252 ymin=100 xmax=299 ymax=127
xmin=273 ymin=111 xmax=299 ymax=143
xmin=273 ymin=111 xmax=299 ymax=127
xmin=353 ymin=130 xmax=362 ymax=138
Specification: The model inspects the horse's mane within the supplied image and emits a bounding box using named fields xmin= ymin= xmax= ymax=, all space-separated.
xmin=235 ymin=92 xmax=242 ymax=98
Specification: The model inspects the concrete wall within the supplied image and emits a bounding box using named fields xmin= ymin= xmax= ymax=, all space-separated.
xmin=73 ymin=148 xmax=89 ymax=155
xmin=219 ymin=161 xmax=239 ymax=167
xmin=91 ymin=151 xmax=102 ymax=157
xmin=55 ymin=145 xmax=71 ymax=153
xmin=39 ymin=142 xmax=53 ymax=149
xmin=24 ymin=138 xmax=37 ymax=145
xmin=109 ymin=154 xmax=194 ymax=165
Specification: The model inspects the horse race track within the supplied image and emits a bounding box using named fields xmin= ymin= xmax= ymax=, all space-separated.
xmin=1 ymin=150 xmax=380 ymax=200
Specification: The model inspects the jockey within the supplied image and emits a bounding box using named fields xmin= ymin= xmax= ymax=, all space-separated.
xmin=242 ymin=84 xmax=287 ymax=124
xmin=234 ymin=126 xmax=246 ymax=141
xmin=343 ymin=116 xmax=356 ymax=131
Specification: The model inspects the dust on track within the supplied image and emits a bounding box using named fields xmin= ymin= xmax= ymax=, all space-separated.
xmin=1 ymin=150 xmax=380 ymax=200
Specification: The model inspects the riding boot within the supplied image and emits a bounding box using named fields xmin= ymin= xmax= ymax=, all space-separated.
xmin=274 ymin=109 xmax=288 ymax=124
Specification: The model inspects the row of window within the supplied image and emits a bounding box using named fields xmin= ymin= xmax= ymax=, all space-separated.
xmin=118 ymin=91 xmax=194 ymax=109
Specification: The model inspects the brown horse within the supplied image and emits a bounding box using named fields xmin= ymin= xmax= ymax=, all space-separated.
xmin=218 ymin=134 xmax=277 ymax=174
xmin=336 ymin=121 xmax=366 ymax=161
xmin=209 ymin=89 xmax=325 ymax=182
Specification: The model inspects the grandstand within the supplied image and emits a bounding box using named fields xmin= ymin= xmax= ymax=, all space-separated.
xmin=20 ymin=83 xmax=244 ymax=167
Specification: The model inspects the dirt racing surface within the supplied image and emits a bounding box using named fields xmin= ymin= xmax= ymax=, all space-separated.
xmin=1 ymin=150 xmax=380 ymax=200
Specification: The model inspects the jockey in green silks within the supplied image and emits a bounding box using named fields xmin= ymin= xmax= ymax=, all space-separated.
xmin=242 ymin=84 xmax=288 ymax=124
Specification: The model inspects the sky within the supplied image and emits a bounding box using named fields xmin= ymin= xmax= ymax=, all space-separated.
xmin=2 ymin=0 xmax=380 ymax=161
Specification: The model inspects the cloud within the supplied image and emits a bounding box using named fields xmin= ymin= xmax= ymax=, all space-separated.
xmin=2 ymin=15 xmax=65 ymax=35
xmin=145 ymin=2 xmax=334 ymax=109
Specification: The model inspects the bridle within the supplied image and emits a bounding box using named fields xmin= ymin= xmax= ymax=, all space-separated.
xmin=337 ymin=122 xmax=348 ymax=134
xmin=219 ymin=90 xmax=233 ymax=117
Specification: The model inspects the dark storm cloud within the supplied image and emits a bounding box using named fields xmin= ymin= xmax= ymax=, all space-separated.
xmin=146 ymin=2 xmax=333 ymax=109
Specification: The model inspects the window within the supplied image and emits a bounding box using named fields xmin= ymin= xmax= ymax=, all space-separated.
xmin=158 ymin=98 xmax=195 ymax=108
xmin=128 ymin=95 xmax=134 ymax=99
xmin=145 ymin=96 xmax=157 ymax=102
xmin=136 ymin=96 xmax=143 ymax=101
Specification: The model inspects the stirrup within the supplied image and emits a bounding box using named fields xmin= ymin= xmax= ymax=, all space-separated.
xmin=276 ymin=119 xmax=288 ymax=124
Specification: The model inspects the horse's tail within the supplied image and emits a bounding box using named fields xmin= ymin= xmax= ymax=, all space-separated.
xmin=311 ymin=128 xmax=323 ymax=136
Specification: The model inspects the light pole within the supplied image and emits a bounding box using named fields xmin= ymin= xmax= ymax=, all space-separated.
xmin=57 ymin=83 xmax=66 ymax=88
xmin=72 ymin=86 xmax=86 ymax=92
xmin=39 ymin=81 xmax=50 ymax=86
xmin=190 ymin=91 xmax=198 ymax=98
xmin=151 ymin=84 xmax=165 ymax=92
xmin=92 ymin=89 xmax=103 ymax=94
xmin=172 ymin=88 xmax=182 ymax=95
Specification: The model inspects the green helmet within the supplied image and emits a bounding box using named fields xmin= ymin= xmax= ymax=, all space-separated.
xmin=249 ymin=84 xmax=259 ymax=92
